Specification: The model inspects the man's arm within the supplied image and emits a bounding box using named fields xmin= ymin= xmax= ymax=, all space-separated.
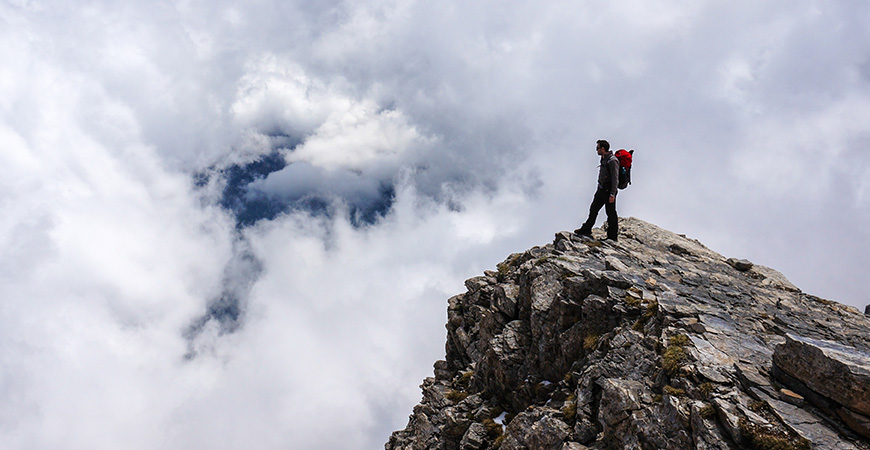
xmin=608 ymin=157 xmax=619 ymax=201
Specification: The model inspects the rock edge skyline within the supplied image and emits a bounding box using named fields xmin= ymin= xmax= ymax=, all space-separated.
xmin=387 ymin=217 xmax=869 ymax=450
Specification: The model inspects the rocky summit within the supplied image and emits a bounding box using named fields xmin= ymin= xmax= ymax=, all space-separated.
xmin=386 ymin=217 xmax=870 ymax=450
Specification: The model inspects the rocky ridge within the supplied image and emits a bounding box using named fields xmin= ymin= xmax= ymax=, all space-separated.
xmin=386 ymin=217 xmax=870 ymax=450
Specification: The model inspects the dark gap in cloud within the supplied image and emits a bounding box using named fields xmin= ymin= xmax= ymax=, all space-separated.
xmin=184 ymin=238 xmax=262 ymax=359
xmin=192 ymin=171 xmax=211 ymax=189
xmin=185 ymin=150 xmax=399 ymax=357
xmin=183 ymin=291 xmax=244 ymax=345
xmin=231 ymin=189 xmax=295 ymax=227
xmin=250 ymin=181 xmax=396 ymax=227
xmin=349 ymin=183 xmax=395 ymax=227
xmin=199 ymin=150 xmax=398 ymax=228
xmin=218 ymin=150 xmax=290 ymax=227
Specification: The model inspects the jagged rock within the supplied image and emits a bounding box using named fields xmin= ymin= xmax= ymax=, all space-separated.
xmin=499 ymin=410 xmax=571 ymax=450
xmin=734 ymin=362 xmax=772 ymax=392
xmin=434 ymin=360 xmax=452 ymax=381
xmin=597 ymin=378 xmax=647 ymax=427
xmin=459 ymin=422 xmax=487 ymax=450
xmin=604 ymin=255 xmax=629 ymax=272
xmin=778 ymin=388 xmax=805 ymax=406
xmin=690 ymin=400 xmax=733 ymax=450
xmin=763 ymin=394 xmax=859 ymax=450
xmin=726 ymin=258 xmax=754 ymax=272
xmin=493 ymin=284 xmax=519 ymax=319
xmin=387 ymin=217 xmax=870 ymax=450
xmin=526 ymin=415 xmax=572 ymax=450
xmin=686 ymin=335 xmax=735 ymax=383
xmin=770 ymin=362 xmax=840 ymax=412
xmin=773 ymin=333 xmax=870 ymax=415
xmin=837 ymin=407 xmax=870 ymax=439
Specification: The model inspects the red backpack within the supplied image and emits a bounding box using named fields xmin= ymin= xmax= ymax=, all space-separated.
xmin=614 ymin=149 xmax=633 ymax=189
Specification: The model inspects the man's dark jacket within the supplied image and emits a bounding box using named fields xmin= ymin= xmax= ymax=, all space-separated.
xmin=597 ymin=152 xmax=620 ymax=197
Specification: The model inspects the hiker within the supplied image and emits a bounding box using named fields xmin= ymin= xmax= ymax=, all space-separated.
xmin=575 ymin=139 xmax=620 ymax=241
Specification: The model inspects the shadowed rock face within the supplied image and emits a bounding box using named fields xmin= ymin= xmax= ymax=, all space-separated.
xmin=386 ymin=217 xmax=870 ymax=450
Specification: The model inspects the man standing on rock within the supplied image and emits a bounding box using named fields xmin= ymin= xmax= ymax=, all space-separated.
xmin=575 ymin=139 xmax=620 ymax=241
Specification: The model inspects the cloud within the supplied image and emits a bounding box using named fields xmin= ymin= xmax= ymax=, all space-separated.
xmin=286 ymin=106 xmax=424 ymax=170
xmin=731 ymin=95 xmax=870 ymax=197
xmin=0 ymin=92 xmax=234 ymax=450
xmin=2 ymin=1 xmax=870 ymax=450
xmin=227 ymin=55 xmax=435 ymax=224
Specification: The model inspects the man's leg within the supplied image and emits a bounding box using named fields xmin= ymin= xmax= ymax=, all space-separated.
xmin=604 ymin=197 xmax=618 ymax=240
xmin=576 ymin=190 xmax=606 ymax=235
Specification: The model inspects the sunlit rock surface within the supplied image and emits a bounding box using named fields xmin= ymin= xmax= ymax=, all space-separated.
xmin=387 ymin=217 xmax=870 ymax=450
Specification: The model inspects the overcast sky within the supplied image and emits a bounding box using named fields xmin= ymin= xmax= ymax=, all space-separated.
xmin=2 ymin=1 xmax=869 ymax=449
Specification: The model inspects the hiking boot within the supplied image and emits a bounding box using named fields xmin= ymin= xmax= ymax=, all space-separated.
xmin=574 ymin=228 xmax=592 ymax=237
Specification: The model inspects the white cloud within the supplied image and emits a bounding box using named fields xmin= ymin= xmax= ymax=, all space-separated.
xmin=230 ymin=55 xmax=431 ymax=171
xmin=288 ymin=106 xmax=424 ymax=170
xmin=2 ymin=1 xmax=870 ymax=450
xmin=731 ymin=95 xmax=870 ymax=197
xmin=230 ymin=56 xmax=344 ymax=139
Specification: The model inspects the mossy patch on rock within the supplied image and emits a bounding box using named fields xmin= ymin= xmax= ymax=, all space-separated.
xmin=739 ymin=417 xmax=811 ymax=450
xmin=661 ymin=333 xmax=691 ymax=377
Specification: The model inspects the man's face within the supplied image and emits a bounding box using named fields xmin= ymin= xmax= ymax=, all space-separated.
xmin=596 ymin=145 xmax=606 ymax=156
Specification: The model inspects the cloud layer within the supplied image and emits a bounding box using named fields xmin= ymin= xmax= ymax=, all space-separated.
xmin=2 ymin=1 xmax=870 ymax=449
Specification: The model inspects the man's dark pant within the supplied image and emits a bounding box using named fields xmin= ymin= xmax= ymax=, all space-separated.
xmin=578 ymin=189 xmax=618 ymax=240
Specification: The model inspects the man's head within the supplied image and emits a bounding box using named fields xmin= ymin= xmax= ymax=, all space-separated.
xmin=596 ymin=139 xmax=610 ymax=155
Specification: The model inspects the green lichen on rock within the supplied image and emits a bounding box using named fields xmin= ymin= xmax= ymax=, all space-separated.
xmin=669 ymin=334 xmax=690 ymax=347
xmin=662 ymin=334 xmax=690 ymax=376
xmin=457 ymin=370 xmax=474 ymax=388
xmin=739 ymin=417 xmax=811 ymax=450
xmin=699 ymin=382 xmax=715 ymax=399
xmin=699 ymin=404 xmax=716 ymax=419
xmin=445 ymin=389 xmax=468 ymax=403
xmin=482 ymin=417 xmax=503 ymax=441
xmin=583 ymin=333 xmax=600 ymax=352
xmin=632 ymin=299 xmax=660 ymax=332
xmin=624 ymin=294 xmax=643 ymax=308
xmin=562 ymin=394 xmax=577 ymax=422
xmin=663 ymin=385 xmax=687 ymax=397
